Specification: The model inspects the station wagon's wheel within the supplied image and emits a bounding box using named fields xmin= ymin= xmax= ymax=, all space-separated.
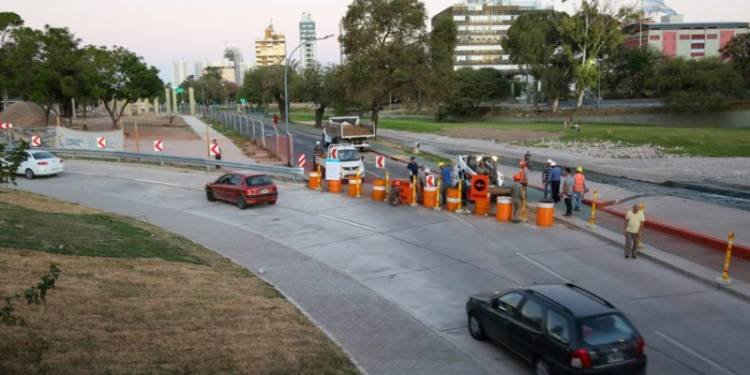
xmin=25 ymin=169 xmax=35 ymax=179
xmin=206 ymin=189 xmax=216 ymax=202
xmin=468 ymin=312 xmax=486 ymax=340
xmin=534 ymin=358 xmax=552 ymax=375
xmin=237 ymin=198 xmax=248 ymax=210
xmin=268 ymin=200 xmax=276 ymax=205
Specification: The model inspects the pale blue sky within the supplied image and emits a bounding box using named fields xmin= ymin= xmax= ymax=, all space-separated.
xmin=4 ymin=0 xmax=749 ymax=84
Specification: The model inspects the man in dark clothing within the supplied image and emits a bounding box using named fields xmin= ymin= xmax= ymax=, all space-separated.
xmin=407 ymin=157 xmax=419 ymax=179
xmin=561 ymin=167 xmax=574 ymax=216
xmin=549 ymin=161 xmax=562 ymax=203
xmin=542 ymin=160 xmax=552 ymax=199
xmin=440 ymin=162 xmax=452 ymax=206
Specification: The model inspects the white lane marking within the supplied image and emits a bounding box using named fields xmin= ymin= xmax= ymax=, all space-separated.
xmin=318 ymin=213 xmax=374 ymax=231
xmin=133 ymin=178 xmax=191 ymax=189
xmin=653 ymin=330 xmax=738 ymax=375
xmin=515 ymin=252 xmax=572 ymax=283
xmin=450 ymin=213 xmax=474 ymax=229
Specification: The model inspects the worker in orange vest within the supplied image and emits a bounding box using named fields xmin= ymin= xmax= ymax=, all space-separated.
xmin=573 ymin=166 xmax=587 ymax=212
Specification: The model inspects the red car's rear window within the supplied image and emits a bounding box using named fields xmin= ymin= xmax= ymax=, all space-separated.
xmin=246 ymin=175 xmax=272 ymax=186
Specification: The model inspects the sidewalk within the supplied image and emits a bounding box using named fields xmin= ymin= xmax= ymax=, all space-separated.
xmin=181 ymin=115 xmax=255 ymax=163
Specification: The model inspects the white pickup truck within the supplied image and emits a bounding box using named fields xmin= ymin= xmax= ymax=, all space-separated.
xmin=313 ymin=143 xmax=366 ymax=180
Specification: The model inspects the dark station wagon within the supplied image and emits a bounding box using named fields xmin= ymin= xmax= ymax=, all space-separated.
xmin=466 ymin=284 xmax=647 ymax=375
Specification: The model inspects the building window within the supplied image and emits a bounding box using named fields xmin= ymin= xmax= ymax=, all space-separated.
xmin=691 ymin=52 xmax=705 ymax=57
xmin=679 ymin=35 xmax=690 ymax=40
xmin=691 ymin=34 xmax=705 ymax=40
xmin=691 ymin=43 xmax=705 ymax=49
xmin=707 ymin=34 xmax=718 ymax=39
xmin=649 ymin=35 xmax=660 ymax=40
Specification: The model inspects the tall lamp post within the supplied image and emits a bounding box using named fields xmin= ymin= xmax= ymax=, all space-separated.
xmin=284 ymin=34 xmax=334 ymax=132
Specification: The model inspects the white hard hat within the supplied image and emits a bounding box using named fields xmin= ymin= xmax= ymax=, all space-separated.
xmin=546 ymin=159 xmax=553 ymax=164
xmin=550 ymin=160 xmax=556 ymax=166
xmin=424 ymin=168 xmax=431 ymax=174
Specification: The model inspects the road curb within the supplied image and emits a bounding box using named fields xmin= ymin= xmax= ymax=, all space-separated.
xmin=555 ymin=213 xmax=750 ymax=304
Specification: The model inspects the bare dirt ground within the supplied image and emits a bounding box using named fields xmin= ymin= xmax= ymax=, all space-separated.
xmin=440 ymin=127 xmax=558 ymax=143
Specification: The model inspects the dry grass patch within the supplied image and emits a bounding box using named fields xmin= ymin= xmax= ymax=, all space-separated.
xmin=0 ymin=191 xmax=358 ymax=375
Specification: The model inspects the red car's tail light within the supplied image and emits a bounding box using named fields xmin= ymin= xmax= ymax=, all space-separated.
xmin=635 ymin=336 xmax=645 ymax=355
xmin=571 ymin=348 xmax=593 ymax=369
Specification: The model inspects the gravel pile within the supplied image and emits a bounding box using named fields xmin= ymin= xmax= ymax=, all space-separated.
xmin=539 ymin=140 xmax=677 ymax=159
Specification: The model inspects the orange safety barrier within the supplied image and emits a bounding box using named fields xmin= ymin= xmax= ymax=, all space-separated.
xmin=327 ymin=179 xmax=342 ymax=193
xmin=474 ymin=197 xmax=490 ymax=216
xmin=348 ymin=177 xmax=361 ymax=197
xmin=308 ymin=172 xmax=320 ymax=190
xmin=537 ymin=201 xmax=555 ymax=227
xmin=496 ymin=196 xmax=512 ymax=222
xmin=372 ymin=179 xmax=386 ymax=201
xmin=423 ymin=186 xmax=437 ymax=208
xmin=446 ymin=188 xmax=461 ymax=211
xmin=391 ymin=179 xmax=412 ymax=205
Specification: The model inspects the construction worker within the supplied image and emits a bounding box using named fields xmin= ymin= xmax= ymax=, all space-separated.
xmin=549 ymin=160 xmax=561 ymax=203
xmin=518 ymin=160 xmax=529 ymax=198
xmin=542 ymin=160 xmax=552 ymax=199
xmin=407 ymin=156 xmax=419 ymax=179
xmin=312 ymin=141 xmax=323 ymax=169
xmin=524 ymin=151 xmax=532 ymax=168
xmin=439 ymin=162 xmax=452 ymax=206
xmin=561 ymin=167 xmax=574 ymax=216
xmin=511 ymin=174 xmax=523 ymax=223
xmin=573 ymin=166 xmax=587 ymax=212
xmin=476 ymin=160 xmax=490 ymax=176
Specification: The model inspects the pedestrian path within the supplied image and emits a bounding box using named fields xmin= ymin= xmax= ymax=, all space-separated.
xmin=180 ymin=115 xmax=255 ymax=163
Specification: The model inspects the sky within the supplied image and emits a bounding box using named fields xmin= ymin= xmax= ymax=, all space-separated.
xmin=4 ymin=0 xmax=749 ymax=85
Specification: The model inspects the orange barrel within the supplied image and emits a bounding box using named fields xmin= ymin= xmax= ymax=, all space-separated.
xmin=308 ymin=172 xmax=320 ymax=190
xmin=496 ymin=196 xmax=512 ymax=222
xmin=327 ymin=179 xmax=342 ymax=193
xmin=348 ymin=177 xmax=361 ymax=197
xmin=536 ymin=201 xmax=555 ymax=227
xmin=474 ymin=197 xmax=490 ymax=216
xmin=423 ymin=186 xmax=437 ymax=208
xmin=372 ymin=179 xmax=386 ymax=201
xmin=393 ymin=179 xmax=412 ymax=205
xmin=446 ymin=188 xmax=461 ymax=211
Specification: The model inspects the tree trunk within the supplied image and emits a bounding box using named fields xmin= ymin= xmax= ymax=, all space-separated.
xmin=576 ymin=90 xmax=585 ymax=108
xmin=314 ymin=105 xmax=326 ymax=128
xmin=370 ymin=100 xmax=380 ymax=137
xmin=44 ymin=106 xmax=51 ymax=127
xmin=274 ymin=95 xmax=286 ymax=121
xmin=103 ymin=100 xmax=121 ymax=128
xmin=551 ymin=97 xmax=560 ymax=113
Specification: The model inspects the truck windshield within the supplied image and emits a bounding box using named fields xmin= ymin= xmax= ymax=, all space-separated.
xmin=337 ymin=149 xmax=360 ymax=162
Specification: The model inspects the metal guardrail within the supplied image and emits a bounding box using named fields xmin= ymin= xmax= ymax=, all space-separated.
xmin=38 ymin=147 xmax=304 ymax=180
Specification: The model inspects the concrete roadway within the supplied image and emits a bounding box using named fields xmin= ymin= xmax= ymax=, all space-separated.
xmin=14 ymin=160 xmax=750 ymax=375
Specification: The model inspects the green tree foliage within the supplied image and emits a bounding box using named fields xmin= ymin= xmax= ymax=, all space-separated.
xmin=182 ymin=67 xmax=231 ymax=105
xmin=559 ymin=0 xmax=624 ymax=107
xmin=425 ymin=12 xmax=457 ymax=112
xmin=655 ymin=57 xmax=743 ymax=112
xmin=340 ymin=0 xmax=428 ymax=131
xmin=0 ymin=12 xmax=24 ymax=108
xmin=293 ymin=63 xmax=344 ymax=127
xmin=503 ymin=10 xmax=570 ymax=111
xmin=440 ymin=68 xmax=510 ymax=119
xmin=240 ymin=65 xmax=294 ymax=118
xmin=603 ymin=46 xmax=662 ymax=98
xmin=721 ymin=33 xmax=750 ymax=82
xmin=0 ymin=140 xmax=29 ymax=185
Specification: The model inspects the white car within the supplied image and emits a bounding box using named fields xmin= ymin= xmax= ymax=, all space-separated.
xmin=11 ymin=150 xmax=65 ymax=179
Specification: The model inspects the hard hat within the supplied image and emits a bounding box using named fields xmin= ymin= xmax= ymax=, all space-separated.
xmin=577 ymin=166 xmax=583 ymax=173
xmin=438 ymin=162 xmax=445 ymax=167
xmin=546 ymin=159 xmax=553 ymax=164
xmin=316 ymin=141 xmax=320 ymax=145
xmin=424 ymin=168 xmax=431 ymax=174
xmin=549 ymin=160 xmax=556 ymax=167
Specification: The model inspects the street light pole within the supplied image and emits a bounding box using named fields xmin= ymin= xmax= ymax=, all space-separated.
xmin=284 ymin=34 xmax=334 ymax=133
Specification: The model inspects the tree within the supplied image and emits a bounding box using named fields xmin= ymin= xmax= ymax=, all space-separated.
xmin=603 ymin=46 xmax=661 ymax=98
xmin=721 ymin=33 xmax=750 ymax=82
xmin=440 ymin=68 xmax=510 ymax=118
xmin=0 ymin=12 xmax=23 ymax=110
xmin=559 ymin=0 xmax=624 ymax=107
xmin=340 ymin=0 xmax=428 ymax=132
xmin=503 ymin=10 xmax=570 ymax=111
xmin=293 ymin=63 xmax=343 ymax=127
xmin=240 ymin=65 xmax=293 ymax=118
xmin=88 ymin=46 xmax=163 ymax=128
xmin=425 ymin=12 xmax=457 ymax=113
xmin=0 ymin=140 xmax=29 ymax=186
xmin=654 ymin=57 xmax=743 ymax=112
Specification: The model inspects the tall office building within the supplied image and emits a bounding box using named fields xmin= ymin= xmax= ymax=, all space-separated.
xmin=299 ymin=13 xmax=317 ymax=69
xmin=432 ymin=0 xmax=538 ymax=73
xmin=224 ymin=47 xmax=245 ymax=86
xmin=255 ymin=24 xmax=287 ymax=66
xmin=193 ymin=60 xmax=207 ymax=78
xmin=172 ymin=59 xmax=188 ymax=87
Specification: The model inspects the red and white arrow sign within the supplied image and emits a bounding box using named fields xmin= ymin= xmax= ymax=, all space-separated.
xmin=210 ymin=143 xmax=220 ymax=157
xmin=31 ymin=135 xmax=41 ymax=147
xmin=426 ymin=175 xmax=435 ymax=187
xmin=297 ymin=154 xmax=306 ymax=168
xmin=153 ymin=139 xmax=164 ymax=152
xmin=96 ymin=136 xmax=107 ymax=149
xmin=375 ymin=155 xmax=385 ymax=169
xmin=0 ymin=122 xmax=12 ymax=129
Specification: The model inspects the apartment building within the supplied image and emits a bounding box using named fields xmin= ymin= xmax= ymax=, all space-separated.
xmin=255 ymin=24 xmax=286 ymax=66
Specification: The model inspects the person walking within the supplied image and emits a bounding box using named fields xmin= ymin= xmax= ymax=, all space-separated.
xmin=439 ymin=162 xmax=452 ymax=206
xmin=549 ymin=161 xmax=561 ymax=203
xmin=624 ymin=204 xmax=646 ymax=258
xmin=561 ymin=167 xmax=574 ymax=216
xmin=511 ymin=174 xmax=523 ymax=223
xmin=573 ymin=166 xmax=587 ymax=212
xmin=542 ymin=160 xmax=552 ymax=199
xmin=211 ymin=139 xmax=222 ymax=161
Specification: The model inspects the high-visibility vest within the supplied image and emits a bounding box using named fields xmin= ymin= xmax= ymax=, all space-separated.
xmin=574 ymin=173 xmax=586 ymax=192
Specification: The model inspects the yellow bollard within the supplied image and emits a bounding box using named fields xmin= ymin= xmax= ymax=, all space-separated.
xmin=411 ymin=175 xmax=418 ymax=207
xmin=456 ymin=179 xmax=463 ymax=212
xmin=355 ymin=170 xmax=361 ymax=198
xmin=520 ymin=186 xmax=527 ymax=222
xmin=316 ymin=164 xmax=323 ymax=192
xmin=434 ymin=179 xmax=442 ymax=211
xmin=720 ymin=232 xmax=735 ymax=284
xmin=588 ymin=190 xmax=599 ymax=228
xmin=384 ymin=171 xmax=390 ymax=202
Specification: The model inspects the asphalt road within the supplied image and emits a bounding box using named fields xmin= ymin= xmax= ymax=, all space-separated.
xmin=14 ymin=160 xmax=750 ymax=375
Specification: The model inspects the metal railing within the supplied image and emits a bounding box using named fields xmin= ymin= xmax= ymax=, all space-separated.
xmin=39 ymin=147 xmax=304 ymax=180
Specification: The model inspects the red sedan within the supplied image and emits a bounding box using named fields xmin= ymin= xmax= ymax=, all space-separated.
xmin=205 ymin=172 xmax=278 ymax=209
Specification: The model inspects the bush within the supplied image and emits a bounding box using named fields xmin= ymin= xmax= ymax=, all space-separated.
xmin=655 ymin=57 xmax=743 ymax=112
xmin=439 ymin=68 xmax=511 ymax=119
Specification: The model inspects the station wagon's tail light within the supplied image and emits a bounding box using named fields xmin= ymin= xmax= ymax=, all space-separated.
xmin=59 ymin=159 xmax=64 ymax=163
xmin=245 ymin=189 xmax=256 ymax=196
xmin=37 ymin=161 xmax=48 ymax=166
xmin=571 ymin=348 xmax=592 ymax=369
xmin=635 ymin=336 xmax=645 ymax=355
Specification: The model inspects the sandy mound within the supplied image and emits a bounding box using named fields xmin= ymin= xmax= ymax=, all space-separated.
xmin=0 ymin=101 xmax=52 ymax=128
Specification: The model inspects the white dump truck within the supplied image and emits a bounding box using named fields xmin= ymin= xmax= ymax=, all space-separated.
xmin=313 ymin=143 xmax=366 ymax=180
xmin=322 ymin=116 xmax=375 ymax=149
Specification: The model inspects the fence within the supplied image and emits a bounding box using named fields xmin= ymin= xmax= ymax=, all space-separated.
xmin=0 ymin=127 xmax=124 ymax=151
xmin=202 ymin=107 xmax=294 ymax=167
